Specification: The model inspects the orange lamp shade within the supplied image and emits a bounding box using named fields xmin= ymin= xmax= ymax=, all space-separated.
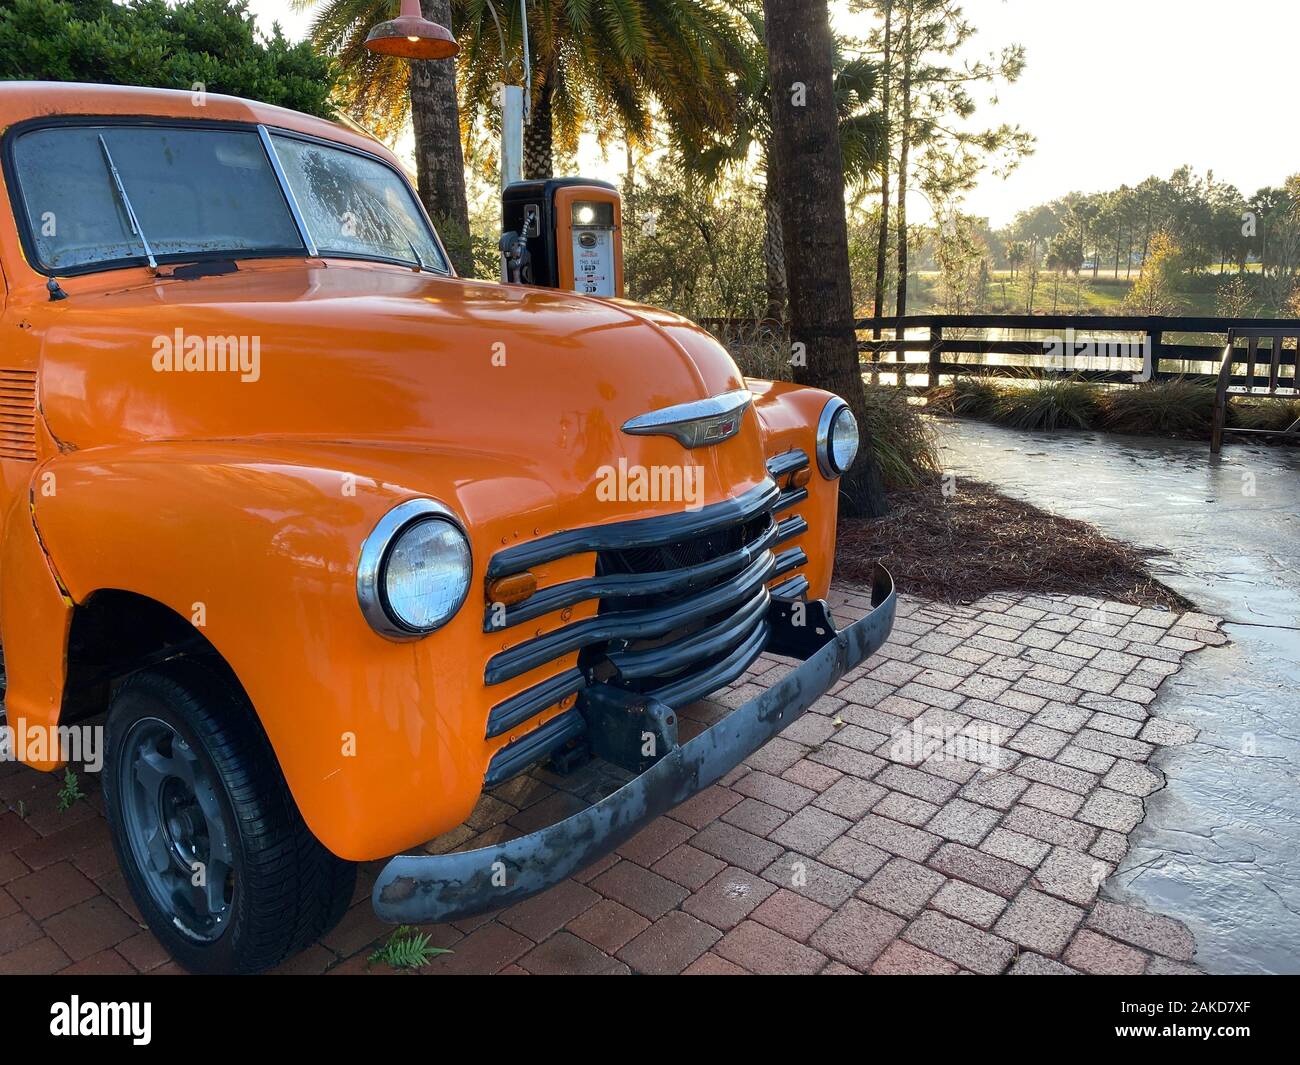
xmin=365 ymin=0 xmax=460 ymax=60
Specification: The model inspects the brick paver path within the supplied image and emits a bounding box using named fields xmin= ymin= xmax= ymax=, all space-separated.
xmin=0 ymin=586 xmax=1225 ymax=974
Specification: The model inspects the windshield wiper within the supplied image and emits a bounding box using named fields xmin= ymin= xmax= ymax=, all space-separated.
xmin=369 ymin=196 xmax=433 ymax=273
xmin=406 ymin=237 xmax=425 ymax=271
xmin=97 ymin=134 xmax=158 ymax=271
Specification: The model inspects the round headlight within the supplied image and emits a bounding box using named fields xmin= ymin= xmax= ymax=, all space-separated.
xmin=817 ymin=398 xmax=861 ymax=478
xmin=358 ymin=500 xmax=472 ymax=639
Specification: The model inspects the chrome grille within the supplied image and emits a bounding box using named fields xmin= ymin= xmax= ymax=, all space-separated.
xmin=482 ymin=450 xmax=814 ymax=784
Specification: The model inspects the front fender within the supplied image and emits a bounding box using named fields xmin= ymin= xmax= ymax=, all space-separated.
xmin=1 ymin=486 xmax=74 ymax=772
xmin=31 ymin=440 xmax=570 ymax=860
xmin=748 ymin=378 xmax=843 ymax=599
xmin=28 ymin=384 xmax=844 ymax=863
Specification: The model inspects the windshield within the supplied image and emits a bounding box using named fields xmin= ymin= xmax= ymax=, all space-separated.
xmin=9 ymin=122 xmax=447 ymax=276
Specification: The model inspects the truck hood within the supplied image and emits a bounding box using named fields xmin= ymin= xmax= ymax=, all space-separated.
xmin=36 ymin=262 xmax=770 ymax=507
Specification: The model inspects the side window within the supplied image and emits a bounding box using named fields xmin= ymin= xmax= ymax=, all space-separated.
xmin=272 ymin=134 xmax=446 ymax=272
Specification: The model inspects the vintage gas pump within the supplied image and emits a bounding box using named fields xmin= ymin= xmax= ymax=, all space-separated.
xmin=501 ymin=179 xmax=624 ymax=298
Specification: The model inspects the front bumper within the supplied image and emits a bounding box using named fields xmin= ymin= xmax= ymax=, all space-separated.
xmin=372 ymin=566 xmax=896 ymax=925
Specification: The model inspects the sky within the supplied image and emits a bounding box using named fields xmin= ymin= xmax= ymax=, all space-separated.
xmin=250 ymin=0 xmax=1300 ymax=228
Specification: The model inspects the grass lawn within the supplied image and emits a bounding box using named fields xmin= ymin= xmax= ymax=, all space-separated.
xmin=906 ymin=269 xmax=1255 ymax=317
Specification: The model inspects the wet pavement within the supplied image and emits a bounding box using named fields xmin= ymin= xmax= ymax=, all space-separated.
xmin=936 ymin=418 xmax=1300 ymax=975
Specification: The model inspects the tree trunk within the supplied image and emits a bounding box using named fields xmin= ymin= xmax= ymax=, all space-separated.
xmin=894 ymin=0 xmax=914 ymax=331
xmin=764 ymin=0 xmax=887 ymax=520
xmin=872 ymin=0 xmax=893 ymax=340
xmin=409 ymin=0 xmax=470 ymax=274
xmin=1140 ymin=210 xmax=1152 ymax=277
xmin=762 ymin=152 xmax=788 ymax=323
xmin=623 ymin=135 xmax=636 ymax=227
xmin=524 ymin=77 xmax=554 ymax=180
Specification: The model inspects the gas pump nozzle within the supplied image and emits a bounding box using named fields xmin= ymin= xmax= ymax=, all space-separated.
xmin=499 ymin=230 xmax=533 ymax=285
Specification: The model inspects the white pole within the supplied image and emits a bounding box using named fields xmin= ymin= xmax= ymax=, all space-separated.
xmin=501 ymin=84 xmax=525 ymax=189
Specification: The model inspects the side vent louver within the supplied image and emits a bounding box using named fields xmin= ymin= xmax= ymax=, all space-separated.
xmin=0 ymin=369 xmax=38 ymax=461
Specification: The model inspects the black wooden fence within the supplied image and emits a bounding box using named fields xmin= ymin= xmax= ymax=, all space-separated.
xmin=699 ymin=314 xmax=1300 ymax=391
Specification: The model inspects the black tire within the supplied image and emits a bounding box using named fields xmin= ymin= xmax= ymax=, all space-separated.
xmin=102 ymin=658 xmax=355 ymax=974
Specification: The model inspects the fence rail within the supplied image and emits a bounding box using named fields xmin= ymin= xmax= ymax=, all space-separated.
xmin=699 ymin=314 xmax=1300 ymax=390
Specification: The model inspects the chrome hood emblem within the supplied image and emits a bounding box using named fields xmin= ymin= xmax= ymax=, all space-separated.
xmin=621 ymin=389 xmax=754 ymax=449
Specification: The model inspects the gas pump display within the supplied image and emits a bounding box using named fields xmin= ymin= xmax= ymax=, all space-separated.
xmin=501 ymin=178 xmax=624 ymax=298
xmin=568 ymin=201 xmax=617 ymax=296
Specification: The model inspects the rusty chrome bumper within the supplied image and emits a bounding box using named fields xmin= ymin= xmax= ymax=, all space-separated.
xmin=372 ymin=567 xmax=897 ymax=926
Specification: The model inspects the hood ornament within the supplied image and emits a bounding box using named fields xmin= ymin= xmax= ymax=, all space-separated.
xmin=622 ymin=389 xmax=753 ymax=449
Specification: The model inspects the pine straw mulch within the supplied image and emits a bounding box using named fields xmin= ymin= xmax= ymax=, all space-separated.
xmin=835 ymin=478 xmax=1194 ymax=612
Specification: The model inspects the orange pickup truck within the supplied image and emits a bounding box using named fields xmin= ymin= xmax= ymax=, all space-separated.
xmin=0 ymin=82 xmax=895 ymax=973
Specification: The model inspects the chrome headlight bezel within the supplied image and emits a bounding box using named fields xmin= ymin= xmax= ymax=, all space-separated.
xmin=357 ymin=499 xmax=472 ymax=640
xmin=816 ymin=397 xmax=860 ymax=479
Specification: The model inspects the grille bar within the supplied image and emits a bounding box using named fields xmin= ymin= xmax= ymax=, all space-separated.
xmin=484 ymin=708 xmax=586 ymax=788
xmin=486 ymin=479 xmax=779 ymax=579
xmin=771 ymin=574 xmax=810 ymax=601
xmin=775 ymin=514 xmax=808 ymax=545
xmin=485 ymin=550 xmax=776 ymax=686
xmin=772 ymin=546 xmax=808 ymax=580
xmin=485 ymin=667 xmax=586 ymax=740
xmin=648 ymin=616 xmax=772 ymax=708
xmin=605 ymin=586 xmax=770 ymax=681
xmin=766 ymin=448 xmax=810 ymax=479
xmin=485 ymin=517 xmax=778 ymax=632
xmin=775 ymin=485 xmax=808 ymax=513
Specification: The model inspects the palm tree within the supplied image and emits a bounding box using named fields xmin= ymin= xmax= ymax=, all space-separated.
xmin=298 ymin=1 xmax=746 ymax=180
xmin=459 ymin=0 xmax=745 ymax=180
xmin=764 ymin=0 xmax=886 ymax=519
xmin=679 ymin=2 xmax=885 ymax=322
xmin=1045 ymin=234 xmax=1073 ymax=314
xmin=1006 ymin=240 xmax=1026 ymax=282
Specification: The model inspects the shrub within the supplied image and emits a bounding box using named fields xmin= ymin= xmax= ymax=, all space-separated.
xmin=1230 ymin=397 xmax=1300 ymax=432
xmin=717 ymin=324 xmax=793 ymax=383
xmin=991 ymin=379 xmax=1102 ymax=431
xmin=925 ymin=376 xmax=1002 ymax=419
xmin=861 ymin=386 xmax=941 ymax=489
xmin=1100 ymin=379 xmax=1216 ymax=435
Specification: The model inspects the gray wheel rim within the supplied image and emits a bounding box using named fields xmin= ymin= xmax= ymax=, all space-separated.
xmin=117 ymin=717 xmax=235 ymax=942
